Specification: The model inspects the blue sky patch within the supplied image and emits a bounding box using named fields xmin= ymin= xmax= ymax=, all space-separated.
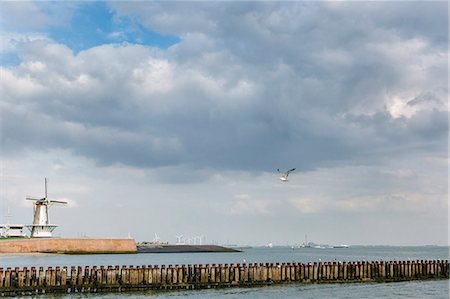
xmin=1 ymin=2 xmax=180 ymax=66
xmin=46 ymin=2 xmax=179 ymax=53
xmin=0 ymin=52 xmax=21 ymax=67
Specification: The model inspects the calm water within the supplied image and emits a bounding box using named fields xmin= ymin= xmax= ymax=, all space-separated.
xmin=1 ymin=246 xmax=448 ymax=298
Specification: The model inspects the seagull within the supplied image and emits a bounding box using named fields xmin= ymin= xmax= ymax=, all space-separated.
xmin=277 ymin=168 xmax=296 ymax=182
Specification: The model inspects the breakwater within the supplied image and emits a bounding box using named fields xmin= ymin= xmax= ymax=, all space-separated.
xmin=137 ymin=244 xmax=239 ymax=253
xmin=0 ymin=238 xmax=137 ymax=254
xmin=0 ymin=260 xmax=448 ymax=295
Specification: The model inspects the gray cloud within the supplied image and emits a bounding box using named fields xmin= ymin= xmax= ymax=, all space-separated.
xmin=1 ymin=2 xmax=447 ymax=177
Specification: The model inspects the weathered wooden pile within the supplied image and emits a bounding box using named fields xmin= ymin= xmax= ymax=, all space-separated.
xmin=0 ymin=260 xmax=448 ymax=295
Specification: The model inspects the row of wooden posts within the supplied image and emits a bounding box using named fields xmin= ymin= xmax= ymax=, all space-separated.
xmin=0 ymin=260 xmax=448 ymax=295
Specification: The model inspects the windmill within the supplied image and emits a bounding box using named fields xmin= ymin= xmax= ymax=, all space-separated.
xmin=26 ymin=178 xmax=67 ymax=238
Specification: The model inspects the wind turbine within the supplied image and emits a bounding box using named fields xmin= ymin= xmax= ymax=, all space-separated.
xmin=26 ymin=178 xmax=67 ymax=238
xmin=152 ymin=233 xmax=161 ymax=244
xmin=175 ymin=235 xmax=185 ymax=245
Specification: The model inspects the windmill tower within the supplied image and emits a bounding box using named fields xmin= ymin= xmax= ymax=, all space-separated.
xmin=26 ymin=178 xmax=67 ymax=238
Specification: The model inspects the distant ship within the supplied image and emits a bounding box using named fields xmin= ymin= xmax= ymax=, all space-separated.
xmin=332 ymin=244 xmax=349 ymax=248
xmin=298 ymin=234 xmax=312 ymax=248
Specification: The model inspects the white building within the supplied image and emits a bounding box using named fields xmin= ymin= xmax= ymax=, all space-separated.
xmin=0 ymin=224 xmax=27 ymax=238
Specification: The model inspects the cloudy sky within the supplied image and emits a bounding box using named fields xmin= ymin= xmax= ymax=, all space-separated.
xmin=0 ymin=1 xmax=448 ymax=246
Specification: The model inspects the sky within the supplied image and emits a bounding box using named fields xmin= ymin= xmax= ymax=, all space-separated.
xmin=0 ymin=1 xmax=448 ymax=246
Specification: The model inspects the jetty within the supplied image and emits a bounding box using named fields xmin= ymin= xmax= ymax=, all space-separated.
xmin=0 ymin=260 xmax=448 ymax=295
xmin=137 ymin=244 xmax=239 ymax=253
xmin=0 ymin=238 xmax=137 ymax=254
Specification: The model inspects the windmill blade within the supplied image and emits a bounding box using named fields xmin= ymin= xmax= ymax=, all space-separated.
xmin=26 ymin=197 xmax=46 ymax=201
xmin=45 ymin=178 xmax=48 ymax=198
xmin=49 ymin=200 xmax=68 ymax=204
xmin=287 ymin=168 xmax=296 ymax=173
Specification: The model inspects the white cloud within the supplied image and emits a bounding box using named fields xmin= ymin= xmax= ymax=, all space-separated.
xmin=0 ymin=2 xmax=51 ymax=31
xmin=0 ymin=31 xmax=50 ymax=54
xmin=289 ymin=197 xmax=327 ymax=214
xmin=131 ymin=58 xmax=174 ymax=94
xmin=227 ymin=197 xmax=270 ymax=215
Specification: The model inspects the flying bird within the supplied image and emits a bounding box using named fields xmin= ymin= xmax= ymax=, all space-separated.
xmin=277 ymin=168 xmax=296 ymax=182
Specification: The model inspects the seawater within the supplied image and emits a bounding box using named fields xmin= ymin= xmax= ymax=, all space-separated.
xmin=1 ymin=246 xmax=448 ymax=298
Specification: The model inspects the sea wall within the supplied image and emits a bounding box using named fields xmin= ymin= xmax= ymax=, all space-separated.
xmin=0 ymin=238 xmax=137 ymax=254
xmin=0 ymin=260 xmax=448 ymax=295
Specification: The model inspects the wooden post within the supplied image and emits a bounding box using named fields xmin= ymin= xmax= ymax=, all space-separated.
xmin=44 ymin=267 xmax=51 ymax=288
xmin=10 ymin=268 xmax=17 ymax=288
xmin=326 ymin=262 xmax=331 ymax=280
xmin=380 ymin=261 xmax=386 ymax=279
xmin=157 ymin=266 xmax=163 ymax=287
xmin=106 ymin=266 xmax=113 ymax=285
xmin=172 ymin=265 xmax=178 ymax=285
xmin=17 ymin=269 xmax=24 ymax=288
xmin=265 ymin=263 xmax=271 ymax=282
xmin=210 ymin=264 xmax=216 ymax=284
xmin=293 ymin=263 xmax=300 ymax=282
xmin=166 ymin=265 xmax=172 ymax=286
xmin=225 ymin=264 xmax=230 ymax=284
xmin=256 ymin=263 xmax=262 ymax=283
xmin=24 ymin=267 xmax=31 ymax=289
xmin=0 ymin=268 xmax=4 ymax=288
xmin=75 ymin=266 xmax=82 ymax=288
xmin=122 ymin=266 xmax=129 ymax=286
xmin=69 ymin=266 xmax=76 ymax=290
xmin=30 ymin=267 xmax=36 ymax=288
xmin=188 ymin=264 xmax=194 ymax=286
xmin=261 ymin=263 xmax=268 ymax=282
xmin=200 ymin=265 xmax=207 ymax=286
xmin=181 ymin=265 xmax=187 ymax=285
xmin=149 ymin=266 xmax=156 ymax=287
xmin=290 ymin=263 xmax=295 ymax=281
xmin=177 ymin=265 xmax=183 ymax=286
xmin=60 ymin=267 xmax=67 ymax=289
xmin=298 ymin=263 xmax=304 ymax=282
xmin=96 ymin=267 xmax=102 ymax=288
xmin=233 ymin=264 xmax=239 ymax=285
xmin=312 ymin=262 xmax=318 ymax=282
xmin=242 ymin=264 xmax=248 ymax=284
xmin=194 ymin=264 xmax=201 ymax=285
xmin=248 ymin=263 xmax=254 ymax=283
xmin=307 ymin=263 xmax=313 ymax=282
xmin=333 ymin=262 xmax=338 ymax=280
xmin=133 ymin=266 xmax=139 ymax=285
xmin=55 ymin=266 xmax=61 ymax=287
xmin=89 ymin=266 xmax=96 ymax=288
xmin=4 ymin=268 xmax=11 ymax=288
xmin=342 ymin=262 xmax=347 ymax=280
xmin=400 ymin=260 xmax=405 ymax=279
xmin=372 ymin=262 xmax=377 ymax=280
xmin=360 ymin=262 xmax=365 ymax=280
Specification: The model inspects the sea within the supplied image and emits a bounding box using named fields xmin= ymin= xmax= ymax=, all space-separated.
xmin=1 ymin=246 xmax=449 ymax=298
